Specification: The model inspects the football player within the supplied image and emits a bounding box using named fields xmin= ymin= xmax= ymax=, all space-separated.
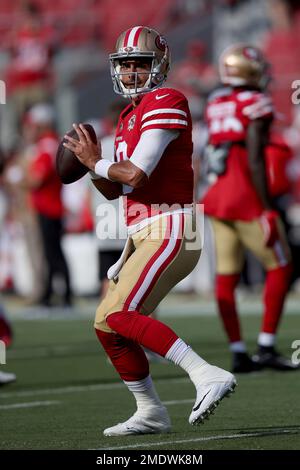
xmin=63 ymin=26 xmax=236 ymax=436
xmin=0 ymin=154 xmax=16 ymax=385
xmin=201 ymin=44 xmax=297 ymax=372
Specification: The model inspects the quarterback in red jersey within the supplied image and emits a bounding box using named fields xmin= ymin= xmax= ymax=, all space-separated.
xmin=113 ymin=87 xmax=194 ymax=226
xmin=201 ymin=44 xmax=297 ymax=372
xmin=63 ymin=26 xmax=236 ymax=436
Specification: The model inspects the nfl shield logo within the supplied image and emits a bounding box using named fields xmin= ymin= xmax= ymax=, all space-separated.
xmin=128 ymin=115 xmax=136 ymax=131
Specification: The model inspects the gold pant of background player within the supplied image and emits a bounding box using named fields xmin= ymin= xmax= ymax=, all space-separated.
xmin=210 ymin=217 xmax=291 ymax=274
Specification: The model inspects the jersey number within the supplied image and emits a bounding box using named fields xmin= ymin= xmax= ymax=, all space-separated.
xmin=115 ymin=140 xmax=133 ymax=194
xmin=210 ymin=117 xmax=243 ymax=134
xmin=115 ymin=140 xmax=128 ymax=162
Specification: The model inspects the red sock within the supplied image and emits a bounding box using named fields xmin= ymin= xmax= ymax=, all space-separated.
xmin=216 ymin=273 xmax=241 ymax=343
xmin=95 ymin=329 xmax=149 ymax=381
xmin=0 ymin=315 xmax=13 ymax=347
xmin=106 ymin=311 xmax=179 ymax=357
xmin=262 ymin=263 xmax=292 ymax=334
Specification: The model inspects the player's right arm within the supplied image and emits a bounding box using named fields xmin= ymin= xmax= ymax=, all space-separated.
xmin=107 ymin=128 xmax=179 ymax=188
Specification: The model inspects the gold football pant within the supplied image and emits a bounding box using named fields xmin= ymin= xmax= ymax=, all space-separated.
xmin=95 ymin=212 xmax=201 ymax=333
xmin=210 ymin=217 xmax=291 ymax=275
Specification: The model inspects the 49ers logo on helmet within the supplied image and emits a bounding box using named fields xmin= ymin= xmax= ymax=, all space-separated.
xmin=243 ymin=47 xmax=259 ymax=61
xmin=155 ymin=35 xmax=166 ymax=51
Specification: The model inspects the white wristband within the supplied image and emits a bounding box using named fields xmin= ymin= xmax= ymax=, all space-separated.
xmin=94 ymin=159 xmax=114 ymax=180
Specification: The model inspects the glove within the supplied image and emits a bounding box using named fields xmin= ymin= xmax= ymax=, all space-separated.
xmin=259 ymin=210 xmax=280 ymax=247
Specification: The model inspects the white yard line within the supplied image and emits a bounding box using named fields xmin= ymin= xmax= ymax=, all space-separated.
xmin=0 ymin=377 xmax=188 ymax=399
xmin=163 ymin=398 xmax=193 ymax=406
xmin=0 ymin=383 xmax=125 ymax=399
xmin=94 ymin=429 xmax=299 ymax=450
xmin=7 ymin=344 xmax=99 ymax=359
xmin=0 ymin=400 xmax=60 ymax=410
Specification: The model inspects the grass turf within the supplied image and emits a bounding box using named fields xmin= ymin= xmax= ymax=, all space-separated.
xmin=0 ymin=312 xmax=299 ymax=450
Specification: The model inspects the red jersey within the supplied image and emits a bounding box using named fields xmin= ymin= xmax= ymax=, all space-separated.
xmin=30 ymin=132 xmax=63 ymax=219
xmin=114 ymin=88 xmax=194 ymax=226
xmin=201 ymin=86 xmax=274 ymax=221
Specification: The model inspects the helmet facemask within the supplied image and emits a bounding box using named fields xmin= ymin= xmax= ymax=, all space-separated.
xmin=110 ymin=52 xmax=168 ymax=98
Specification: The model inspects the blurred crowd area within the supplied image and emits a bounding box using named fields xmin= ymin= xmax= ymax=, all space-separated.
xmin=1 ymin=0 xmax=300 ymax=304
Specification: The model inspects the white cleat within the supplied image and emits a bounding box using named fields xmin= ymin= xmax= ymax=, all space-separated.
xmin=189 ymin=365 xmax=237 ymax=426
xmin=103 ymin=406 xmax=171 ymax=436
xmin=0 ymin=371 xmax=16 ymax=385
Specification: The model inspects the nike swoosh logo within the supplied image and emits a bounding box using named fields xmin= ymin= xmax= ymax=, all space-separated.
xmin=125 ymin=426 xmax=141 ymax=434
xmin=192 ymin=390 xmax=211 ymax=412
xmin=156 ymin=93 xmax=170 ymax=100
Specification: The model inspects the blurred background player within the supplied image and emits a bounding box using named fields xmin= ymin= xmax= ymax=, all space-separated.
xmin=0 ymin=152 xmax=16 ymax=385
xmin=26 ymin=103 xmax=72 ymax=307
xmin=13 ymin=103 xmax=72 ymax=307
xmin=63 ymin=26 xmax=236 ymax=436
xmin=3 ymin=111 xmax=47 ymax=305
xmin=201 ymin=44 xmax=297 ymax=373
xmin=0 ymin=303 xmax=16 ymax=386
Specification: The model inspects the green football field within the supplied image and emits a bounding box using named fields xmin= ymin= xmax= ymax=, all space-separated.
xmin=1 ymin=303 xmax=300 ymax=450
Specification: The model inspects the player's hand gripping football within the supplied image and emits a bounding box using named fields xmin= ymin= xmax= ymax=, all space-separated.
xmin=63 ymin=123 xmax=102 ymax=171
xmin=259 ymin=210 xmax=280 ymax=247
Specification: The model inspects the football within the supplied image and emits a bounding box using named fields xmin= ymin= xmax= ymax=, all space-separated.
xmin=56 ymin=123 xmax=97 ymax=184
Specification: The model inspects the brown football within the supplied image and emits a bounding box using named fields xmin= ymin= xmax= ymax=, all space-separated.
xmin=56 ymin=123 xmax=97 ymax=184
